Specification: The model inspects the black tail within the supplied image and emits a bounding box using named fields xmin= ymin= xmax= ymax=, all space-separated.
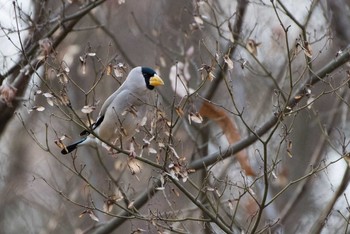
xmin=61 ymin=137 xmax=87 ymax=154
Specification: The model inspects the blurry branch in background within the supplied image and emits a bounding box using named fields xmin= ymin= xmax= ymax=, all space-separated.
xmin=190 ymin=46 xmax=350 ymax=170
xmin=92 ymin=45 xmax=350 ymax=234
xmin=3 ymin=0 xmax=350 ymax=233
xmin=0 ymin=0 xmax=107 ymax=133
xmin=272 ymin=87 xmax=348 ymax=226
xmin=202 ymin=0 xmax=248 ymax=101
xmin=310 ymin=167 xmax=350 ymax=234
xmin=87 ymin=13 xmax=135 ymax=67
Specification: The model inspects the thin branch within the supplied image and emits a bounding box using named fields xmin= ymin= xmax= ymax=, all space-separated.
xmin=189 ymin=45 xmax=350 ymax=170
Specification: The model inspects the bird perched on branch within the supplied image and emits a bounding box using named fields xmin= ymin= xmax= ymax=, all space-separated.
xmin=61 ymin=66 xmax=164 ymax=154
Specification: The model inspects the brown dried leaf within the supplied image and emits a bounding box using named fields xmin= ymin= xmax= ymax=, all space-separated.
xmin=54 ymin=138 xmax=65 ymax=150
xmin=59 ymin=89 xmax=70 ymax=106
xmin=246 ymin=39 xmax=261 ymax=56
xmin=106 ymin=63 xmax=112 ymax=76
xmin=303 ymin=41 xmax=312 ymax=58
xmin=175 ymin=106 xmax=184 ymax=118
xmin=224 ymin=55 xmax=234 ymax=70
xmin=128 ymin=158 xmax=141 ymax=174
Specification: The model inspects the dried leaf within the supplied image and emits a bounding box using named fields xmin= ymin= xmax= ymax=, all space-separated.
xmin=34 ymin=90 xmax=42 ymax=95
xmin=208 ymin=72 xmax=216 ymax=81
xmin=187 ymin=168 xmax=196 ymax=173
xmin=59 ymin=89 xmax=70 ymax=106
xmin=31 ymin=106 xmax=45 ymax=112
xmin=113 ymin=63 xmax=126 ymax=78
xmin=128 ymin=158 xmax=141 ymax=174
xmin=81 ymin=105 xmax=96 ymax=114
xmin=58 ymin=73 xmax=69 ymax=84
xmin=336 ymin=50 xmax=343 ymax=57
xmin=294 ymin=94 xmax=302 ymax=100
xmin=43 ymin=92 xmax=53 ymax=98
xmin=194 ymin=15 xmax=204 ymax=25
xmin=107 ymin=63 xmax=112 ymax=76
xmin=224 ymin=55 xmax=234 ymax=70
xmin=148 ymin=148 xmax=157 ymax=154
xmin=307 ymin=96 xmax=315 ymax=109
xmin=305 ymin=88 xmax=312 ymax=96
xmin=128 ymin=201 xmax=135 ymax=209
xmin=87 ymin=52 xmax=96 ymax=57
xmin=303 ymin=41 xmax=312 ymax=58
xmin=166 ymin=170 xmax=179 ymax=181
xmin=64 ymin=66 xmax=70 ymax=74
xmin=54 ymin=138 xmax=65 ymax=150
xmin=43 ymin=92 xmax=54 ymax=106
xmin=46 ymin=98 xmax=54 ymax=106
xmin=188 ymin=112 xmax=203 ymax=124
xmin=246 ymin=39 xmax=261 ymax=56
xmin=103 ymin=198 xmax=115 ymax=213
xmin=79 ymin=210 xmax=99 ymax=222
xmin=182 ymin=170 xmax=188 ymax=183
xmin=215 ymin=188 xmax=221 ymax=197
xmin=207 ymin=187 xmax=215 ymax=192
xmin=175 ymin=106 xmax=184 ymax=118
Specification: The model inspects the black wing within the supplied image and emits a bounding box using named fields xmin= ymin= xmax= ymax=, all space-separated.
xmin=80 ymin=115 xmax=105 ymax=136
xmin=61 ymin=137 xmax=87 ymax=154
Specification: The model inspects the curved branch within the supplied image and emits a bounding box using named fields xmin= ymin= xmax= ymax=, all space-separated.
xmin=190 ymin=46 xmax=350 ymax=170
xmin=0 ymin=0 xmax=107 ymax=134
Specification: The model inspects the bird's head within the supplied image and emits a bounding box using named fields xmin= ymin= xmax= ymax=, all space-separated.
xmin=123 ymin=66 xmax=164 ymax=93
xmin=141 ymin=67 xmax=164 ymax=90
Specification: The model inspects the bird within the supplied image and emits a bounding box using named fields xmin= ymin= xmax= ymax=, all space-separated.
xmin=61 ymin=66 xmax=164 ymax=154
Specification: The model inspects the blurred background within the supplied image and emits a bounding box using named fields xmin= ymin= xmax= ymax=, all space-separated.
xmin=0 ymin=0 xmax=350 ymax=233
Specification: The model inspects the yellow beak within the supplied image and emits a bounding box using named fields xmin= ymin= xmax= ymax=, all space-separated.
xmin=149 ymin=75 xmax=164 ymax=86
